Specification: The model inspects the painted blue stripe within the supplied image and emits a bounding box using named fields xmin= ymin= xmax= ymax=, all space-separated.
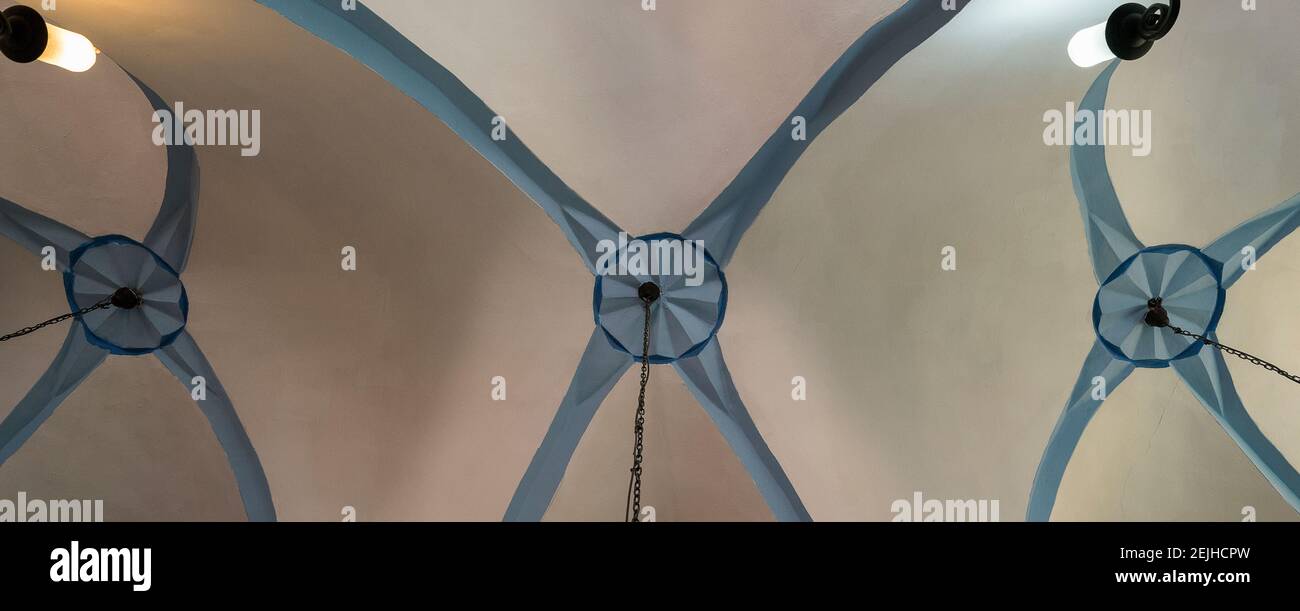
xmin=683 ymin=0 xmax=970 ymax=268
xmin=254 ymin=0 xmax=623 ymax=274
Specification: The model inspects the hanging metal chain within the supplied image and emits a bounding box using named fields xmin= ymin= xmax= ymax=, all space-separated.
xmin=625 ymin=299 xmax=652 ymax=523
xmin=0 ymin=298 xmax=112 ymax=343
xmin=1170 ymin=326 xmax=1300 ymax=385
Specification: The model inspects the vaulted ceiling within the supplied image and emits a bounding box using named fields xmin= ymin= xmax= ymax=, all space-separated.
xmin=0 ymin=0 xmax=1296 ymax=521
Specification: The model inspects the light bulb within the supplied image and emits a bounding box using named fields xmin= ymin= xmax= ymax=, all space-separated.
xmin=1067 ymin=21 xmax=1115 ymax=68
xmin=37 ymin=23 xmax=96 ymax=72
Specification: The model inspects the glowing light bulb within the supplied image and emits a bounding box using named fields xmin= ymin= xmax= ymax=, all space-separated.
xmin=38 ymin=23 xmax=96 ymax=72
xmin=1068 ymin=21 xmax=1115 ymax=68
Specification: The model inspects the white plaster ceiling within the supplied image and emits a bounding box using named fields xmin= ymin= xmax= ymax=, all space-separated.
xmin=0 ymin=0 xmax=1296 ymax=522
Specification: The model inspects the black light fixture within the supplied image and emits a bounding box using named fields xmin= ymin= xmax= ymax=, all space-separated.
xmin=111 ymin=287 xmax=144 ymax=310
xmin=637 ymin=281 xmax=661 ymax=305
xmin=0 ymin=4 xmax=97 ymax=72
xmin=1068 ymin=0 xmax=1180 ymax=67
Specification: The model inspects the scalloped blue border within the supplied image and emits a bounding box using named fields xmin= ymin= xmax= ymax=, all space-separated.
xmin=1092 ymin=243 xmax=1226 ymax=368
xmin=592 ymin=232 xmax=727 ymax=364
xmin=64 ymin=234 xmax=190 ymax=356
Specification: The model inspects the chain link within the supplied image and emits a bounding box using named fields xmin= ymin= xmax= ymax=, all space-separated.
xmin=0 ymin=298 xmax=112 ymax=343
xmin=625 ymin=299 xmax=651 ymax=523
xmin=1170 ymin=326 xmax=1300 ymax=385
